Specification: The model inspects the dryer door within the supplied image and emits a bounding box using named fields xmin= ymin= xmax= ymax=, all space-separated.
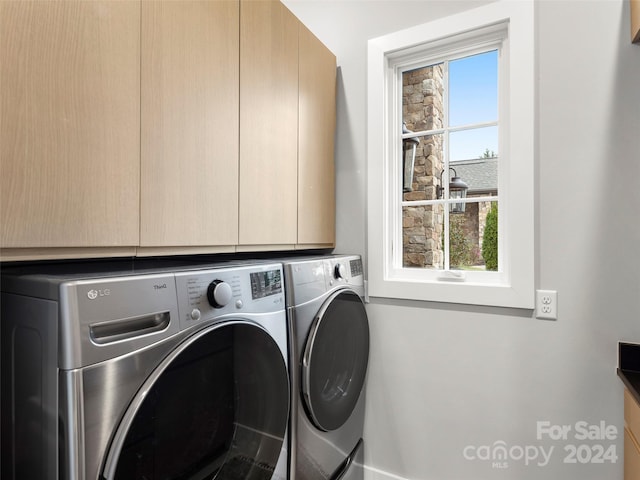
xmin=302 ymin=290 xmax=370 ymax=432
xmin=103 ymin=321 xmax=289 ymax=480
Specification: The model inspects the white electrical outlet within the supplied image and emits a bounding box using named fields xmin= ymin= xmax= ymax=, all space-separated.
xmin=536 ymin=290 xmax=557 ymax=320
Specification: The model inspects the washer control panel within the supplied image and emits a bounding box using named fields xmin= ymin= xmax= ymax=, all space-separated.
xmin=175 ymin=264 xmax=284 ymax=330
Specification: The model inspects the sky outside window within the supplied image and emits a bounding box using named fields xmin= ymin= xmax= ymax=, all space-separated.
xmin=450 ymin=126 xmax=498 ymax=162
xmin=448 ymin=50 xmax=498 ymax=160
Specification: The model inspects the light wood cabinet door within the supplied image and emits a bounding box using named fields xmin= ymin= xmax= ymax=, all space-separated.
xmin=239 ymin=0 xmax=298 ymax=246
xmin=140 ymin=0 xmax=240 ymax=247
xmin=0 ymin=1 xmax=140 ymax=248
xmin=625 ymin=427 xmax=640 ymax=479
xmin=298 ymin=24 xmax=336 ymax=246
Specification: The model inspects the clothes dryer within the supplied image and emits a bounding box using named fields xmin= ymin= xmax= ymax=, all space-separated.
xmin=1 ymin=261 xmax=289 ymax=480
xmin=284 ymin=255 xmax=369 ymax=480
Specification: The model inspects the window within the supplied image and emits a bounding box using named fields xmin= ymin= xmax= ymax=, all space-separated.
xmin=367 ymin=1 xmax=535 ymax=308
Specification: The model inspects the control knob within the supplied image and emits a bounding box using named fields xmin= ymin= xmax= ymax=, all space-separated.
xmin=334 ymin=263 xmax=347 ymax=280
xmin=207 ymin=280 xmax=233 ymax=308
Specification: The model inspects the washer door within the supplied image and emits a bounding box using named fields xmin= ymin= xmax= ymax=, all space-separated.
xmin=103 ymin=321 xmax=288 ymax=480
xmin=302 ymin=290 xmax=370 ymax=432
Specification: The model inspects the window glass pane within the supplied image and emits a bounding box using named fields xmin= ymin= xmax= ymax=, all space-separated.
xmin=402 ymin=204 xmax=445 ymax=270
xmin=449 ymin=50 xmax=498 ymax=127
xmin=449 ymin=201 xmax=498 ymax=271
xmin=402 ymin=134 xmax=443 ymax=201
xmin=448 ymin=156 xmax=498 ymax=199
xmin=449 ymin=126 xmax=498 ymax=162
xmin=399 ymin=50 xmax=501 ymax=274
xmin=402 ymin=63 xmax=444 ymax=131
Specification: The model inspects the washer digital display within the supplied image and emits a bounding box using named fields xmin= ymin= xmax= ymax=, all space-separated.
xmin=250 ymin=270 xmax=283 ymax=299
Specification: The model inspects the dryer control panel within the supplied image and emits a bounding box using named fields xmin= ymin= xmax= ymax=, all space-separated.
xmin=283 ymin=255 xmax=365 ymax=306
xmin=175 ymin=263 xmax=285 ymax=330
xmin=323 ymin=256 xmax=364 ymax=288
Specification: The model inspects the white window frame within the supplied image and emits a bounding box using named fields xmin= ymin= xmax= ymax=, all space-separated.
xmin=367 ymin=1 xmax=535 ymax=308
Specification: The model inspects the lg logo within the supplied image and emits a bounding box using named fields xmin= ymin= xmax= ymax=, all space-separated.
xmin=87 ymin=289 xmax=111 ymax=300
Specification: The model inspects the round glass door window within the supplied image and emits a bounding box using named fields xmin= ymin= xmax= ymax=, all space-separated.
xmin=302 ymin=290 xmax=370 ymax=432
xmin=104 ymin=322 xmax=289 ymax=480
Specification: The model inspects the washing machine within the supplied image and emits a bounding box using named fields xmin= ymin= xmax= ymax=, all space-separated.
xmin=283 ymin=255 xmax=369 ymax=480
xmin=1 ymin=261 xmax=290 ymax=480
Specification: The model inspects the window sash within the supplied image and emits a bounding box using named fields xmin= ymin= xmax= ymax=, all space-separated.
xmin=391 ymin=42 xmax=504 ymax=278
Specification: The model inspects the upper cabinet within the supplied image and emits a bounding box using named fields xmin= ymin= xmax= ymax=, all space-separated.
xmin=140 ymin=0 xmax=239 ymax=249
xmin=0 ymin=1 xmax=140 ymax=250
xmin=239 ymin=0 xmax=299 ymax=246
xmin=0 ymin=0 xmax=336 ymax=261
xmin=632 ymin=0 xmax=640 ymax=44
xmin=239 ymin=0 xmax=336 ymax=249
xmin=298 ymin=23 xmax=336 ymax=246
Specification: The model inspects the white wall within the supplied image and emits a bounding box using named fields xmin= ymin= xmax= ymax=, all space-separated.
xmin=283 ymin=1 xmax=640 ymax=479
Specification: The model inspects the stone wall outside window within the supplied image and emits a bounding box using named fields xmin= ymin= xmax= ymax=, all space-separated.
xmin=402 ymin=65 xmax=444 ymax=268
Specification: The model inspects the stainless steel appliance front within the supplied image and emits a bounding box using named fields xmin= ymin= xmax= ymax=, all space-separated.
xmin=1 ymin=262 xmax=289 ymax=480
xmin=283 ymin=255 xmax=369 ymax=480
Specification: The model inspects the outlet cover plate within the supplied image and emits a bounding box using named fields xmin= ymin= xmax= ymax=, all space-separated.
xmin=536 ymin=290 xmax=557 ymax=320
